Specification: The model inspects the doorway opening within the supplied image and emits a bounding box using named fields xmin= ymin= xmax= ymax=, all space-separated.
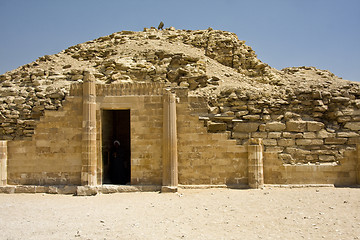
xmin=102 ymin=109 xmax=131 ymax=185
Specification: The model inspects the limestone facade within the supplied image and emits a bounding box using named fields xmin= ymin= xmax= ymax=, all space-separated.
xmin=1 ymin=73 xmax=359 ymax=194
xmin=0 ymin=28 xmax=360 ymax=193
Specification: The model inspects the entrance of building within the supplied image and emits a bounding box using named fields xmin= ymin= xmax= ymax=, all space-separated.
xmin=102 ymin=110 xmax=131 ymax=185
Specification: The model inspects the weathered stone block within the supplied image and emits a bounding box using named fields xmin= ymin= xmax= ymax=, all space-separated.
xmin=282 ymin=132 xmax=303 ymax=138
xmin=263 ymin=139 xmax=277 ymax=146
xmin=285 ymin=147 xmax=310 ymax=156
xmin=286 ymin=121 xmax=306 ymax=132
xmin=234 ymin=122 xmax=259 ymax=132
xmin=317 ymin=129 xmax=336 ymax=138
xmin=306 ymin=121 xmax=324 ymax=131
xmin=278 ymin=139 xmax=295 ymax=146
xmin=265 ymin=146 xmax=284 ymax=152
xmin=242 ymin=115 xmax=261 ymax=120
xmin=207 ymin=122 xmax=227 ymax=132
xmin=332 ymin=97 xmax=350 ymax=103
xmin=325 ymin=138 xmax=347 ymax=145
xmin=344 ymin=122 xmax=360 ymax=131
xmin=251 ymin=132 xmax=267 ymax=138
xmin=306 ymin=154 xmax=319 ymax=161
xmin=268 ymin=132 xmax=281 ymax=138
xmin=319 ymin=155 xmax=336 ymax=161
xmin=232 ymin=132 xmax=250 ymax=139
xmin=337 ymin=116 xmax=351 ymax=123
xmin=337 ymin=132 xmax=359 ymax=138
xmin=265 ymin=122 xmax=286 ymax=131
xmin=279 ymin=153 xmax=293 ymax=163
xmin=296 ymin=139 xmax=312 ymax=146
xmin=303 ymin=132 xmax=316 ymax=139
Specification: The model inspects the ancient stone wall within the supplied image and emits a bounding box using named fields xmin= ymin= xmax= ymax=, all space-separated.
xmin=205 ymin=82 xmax=360 ymax=165
xmin=177 ymin=93 xmax=248 ymax=186
xmin=7 ymin=96 xmax=83 ymax=185
xmin=1 ymin=28 xmax=360 ymax=189
xmin=2 ymin=80 xmax=360 ymax=188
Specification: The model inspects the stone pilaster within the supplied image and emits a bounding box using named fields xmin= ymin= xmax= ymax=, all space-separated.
xmin=248 ymin=138 xmax=264 ymax=189
xmin=81 ymin=71 xmax=97 ymax=186
xmin=357 ymin=143 xmax=360 ymax=185
xmin=0 ymin=141 xmax=7 ymax=186
xmin=162 ymin=90 xmax=178 ymax=192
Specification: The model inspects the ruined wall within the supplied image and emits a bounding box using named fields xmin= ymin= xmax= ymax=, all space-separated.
xmin=204 ymin=78 xmax=360 ymax=185
xmin=177 ymin=94 xmax=248 ymax=186
xmin=3 ymin=81 xmax=360 ymax=187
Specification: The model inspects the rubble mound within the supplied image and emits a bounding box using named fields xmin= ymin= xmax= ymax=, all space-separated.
xmin=0 ymin=27 xmax=359 ymax=165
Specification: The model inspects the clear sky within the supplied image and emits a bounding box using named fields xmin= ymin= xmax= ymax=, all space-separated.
xmin=0 ymin=0 xmax=359 ymax=81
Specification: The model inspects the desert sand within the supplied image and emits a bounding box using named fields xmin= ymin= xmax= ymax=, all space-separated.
xmin=0 ymin=187 xmax=359 ymax=240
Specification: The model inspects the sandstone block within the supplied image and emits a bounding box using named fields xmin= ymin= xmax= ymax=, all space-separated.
xmin=306 ymin=154 xmax=319 ymax=161
xmin=296 ymin=139 xmax=312 ymax=146
xmin=344 ymin=122 xmax=360 ymax=131
xmin=337 ymin=116 xmax=351 ymax=123
xmin=242 ymin=115 xmax=261 ymax=120
xmin=234 ymin=122 xmax=259 ymax=132
xmin=278 ymin=139 xmax=295 ymax=146
xmin=285 ymin=147 xmax=310 ymax=156
xmin=265 ymin=146 xmax=284 ymax=152
xmin=268 ymin=132 xmax=281 ymax=138
xmin=319 ymin=155 xmax=336 ymax=161
xmin=332 ymin=97 xmax=350 ymax=103
xmin=317 ymin=129 xmax=335 ymax=138
xmin=232 ymin=132 xmax=249 ymax=139
xmin=207 ymin=122 xmax=227 ymax=132
xmin=306 ymin=121 xmax=324 ymax=131
xmin=325 ymin=138 xmax=347 ymax=145
xmin=279 ymin=153 xmax=294 ymax=163
xmin=265 ymin=122 xmax=286 ymax=131
xmin=303 ymin=132 xmax=316 ymax=139
xmin=263 ymin=139 xmax=277 ymax=146
xmin=296 ymin=139 xmax=323 ymax=145
xmin=251 ymin=132 xmax=267 ymax=138
xmin=282 ymin=132 xmax=303 ymax=138
xmin=286 ymin=121 xmax=306 ymax=132
xmin=337 ymin=132 xmax=359 ymax=138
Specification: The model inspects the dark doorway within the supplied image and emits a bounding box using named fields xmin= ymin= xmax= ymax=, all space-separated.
xmin=102 ymin=110 xmax=131 ymax=185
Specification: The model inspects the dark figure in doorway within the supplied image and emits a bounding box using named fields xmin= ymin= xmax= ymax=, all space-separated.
xmin=109 ymin=140 xmax=128 ymax=184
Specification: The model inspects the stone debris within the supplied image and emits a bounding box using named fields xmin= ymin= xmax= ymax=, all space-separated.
xmin=0 ymin=27 xmax=359 ymax=166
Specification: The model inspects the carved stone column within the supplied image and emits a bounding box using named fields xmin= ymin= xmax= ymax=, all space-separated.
xmin=0 ymin=141 xmax=7 ymax=186
xmin=248 ymin=138 xmax=264 ymax=189
xmin=162 ymin=90 xmax=178 ymax=192
xmin=357 ymin=143 xmax=360 ymax=185
xmin=81 ymin=71 xmax=97 ymax=186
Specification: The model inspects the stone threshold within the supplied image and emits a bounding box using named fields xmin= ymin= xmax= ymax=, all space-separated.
xmin=0 ymin=185 xmax=162 ymax=195
xmin=264 ymin=184 xmax=335 ymax=188
xmin=2 ymin=183 xmax=356 ymax=195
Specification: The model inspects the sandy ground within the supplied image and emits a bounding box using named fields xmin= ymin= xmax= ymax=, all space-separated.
xmin=0 ymin=187 xmax=359 ymax=240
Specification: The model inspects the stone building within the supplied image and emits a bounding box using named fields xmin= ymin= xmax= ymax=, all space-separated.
xmin=0 ymin=28 xmax=359 ymax=194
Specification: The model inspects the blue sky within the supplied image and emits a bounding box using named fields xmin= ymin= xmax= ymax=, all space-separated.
xmin=0 ymin=0 xmax=359 ymax=81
